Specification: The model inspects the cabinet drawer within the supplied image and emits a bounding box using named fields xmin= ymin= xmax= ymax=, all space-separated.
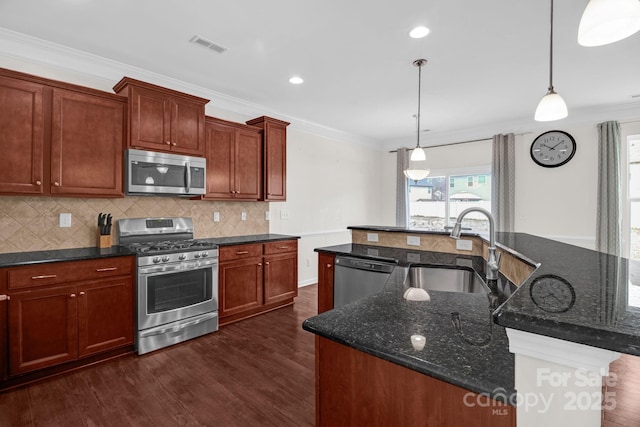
xmin=8 ymin=256 xmax=134 ymax=290
xmin=219 ymin=244 xmax=262 ymax=262
xmin=263 ymin=240 xmax=297 ymax=255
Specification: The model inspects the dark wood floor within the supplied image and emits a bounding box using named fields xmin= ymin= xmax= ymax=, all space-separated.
xmin=0 ymin=285 xmax=317 ymax=427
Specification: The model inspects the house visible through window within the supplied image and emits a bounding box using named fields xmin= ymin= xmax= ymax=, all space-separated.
xmin=408 ymin=170 xmax=492 ymax=232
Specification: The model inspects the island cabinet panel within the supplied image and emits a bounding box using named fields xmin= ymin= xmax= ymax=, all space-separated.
xmin=50 ymin=88 xmax=125 ymax=197
xmin=4 ymin=256 xmax=135 ymax=383
xmin=219 ymin=240 xmax=298 ymax=325
xmin=245 ymin=116 xmax=289 ymax=201
xmin=0 ymin=75 xmax=45 ymax=195
xmin=114 ymin=77 xmax=208 ymax=157
xmin=202 ymin=117 xmax=262 ymax=201
xmin=317 ymin=252 xmax=335 ymax=314
xmin=316 ymin=337 xmax=515 ymax=427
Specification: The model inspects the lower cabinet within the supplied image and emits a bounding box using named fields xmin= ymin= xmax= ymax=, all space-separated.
xmin=317 ymin=252 xmax=336 ymax=314
xmin=2 ymin=256 xmax=135 ymax=385
xmin=219 ymin=240 xmax=298 ymax=325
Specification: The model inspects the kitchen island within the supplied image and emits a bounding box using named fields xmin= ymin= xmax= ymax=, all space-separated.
xmin=304 ymin=226 xmax=640 ymax=426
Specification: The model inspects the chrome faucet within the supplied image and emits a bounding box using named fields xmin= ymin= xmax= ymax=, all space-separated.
xmin=449 ymin=207 xmax=501 ymax=281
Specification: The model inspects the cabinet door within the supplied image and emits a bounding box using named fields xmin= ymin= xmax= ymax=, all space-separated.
xmin=171 ymin=98 xmax=205 ymax=156
xmin=264 ymin=121 xmax=287 ymax=201
xmin=318 ymin=252 xmax=336 ymax=313
xmin=0 ymin=76 xmax=45 ymax=194
xmin=129 ymin=86 xmax=172 ymax=151
xmin=204 ymin=122 xmax=235 ymax=199
xmin=234 ymin=128 xmax=262 ymax=200
xmin=77 ymin=277 xmax=133 ymax=358
xmin=219 ymin=258 xmax=263 ymax=318
xmin=50 ymin=88 xmax=125 ymax=197
xmin=264 ymin=252 xmax=298 ymax=305
xmin=8 ymin=286 xmax=78 ymax=375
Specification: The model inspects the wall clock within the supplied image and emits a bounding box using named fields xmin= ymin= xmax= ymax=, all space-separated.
xmin=530 ymin=130 xmax=576 ymax=168
xmin=529 ymin=274 xmax=576 ymax=313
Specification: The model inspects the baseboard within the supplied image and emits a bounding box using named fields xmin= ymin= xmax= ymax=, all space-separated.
xmin=298 ymin=278 xmax=317 ymax=287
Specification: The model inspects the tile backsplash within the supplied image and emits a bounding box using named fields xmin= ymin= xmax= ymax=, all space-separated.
xmin=0 ymin=196 xmax=269 ymax=253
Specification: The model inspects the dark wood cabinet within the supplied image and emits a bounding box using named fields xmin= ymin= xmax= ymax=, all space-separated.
xmin=202 ymin=118 xmax=262 ymax=200
xmin=4 ymin=256 xmax=135 ymax=382
xmin=0 ymin=68 xmax=126 ymax=198
xmin=114 ymin=77 xmax=208 ymax=157
xmin=50 ymin=88 xmax=124 ymax=197
xmin=0 ymin=75 xmax=46 ymax=195
xmin=219 ymin=240 xmax=298 ymax=325
xmin=246 ymin=116 xmax=289 ymax=201
xmin=317 ymin=252 xmax=335 ymax=314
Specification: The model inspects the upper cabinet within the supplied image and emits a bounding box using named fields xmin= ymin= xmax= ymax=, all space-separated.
xmin=113 ymin=77 xmax=208 ymax=157
xmin=0 ymin=69 xmax=126 ymax=198
xmin=202 ymin=117 xmax=263 ymax=201
xmin=246 ymin=116 xmax=290 ymax=201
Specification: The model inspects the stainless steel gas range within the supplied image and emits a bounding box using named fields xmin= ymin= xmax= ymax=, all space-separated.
xmin=117 ymin=217 xmax=218 ymax=355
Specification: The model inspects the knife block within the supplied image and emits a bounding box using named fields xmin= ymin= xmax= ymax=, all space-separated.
xmin=98 ymin=234 xmax=112 ymax=248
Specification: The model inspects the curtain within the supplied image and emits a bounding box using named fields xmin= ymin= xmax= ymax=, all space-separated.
xmin=396 ymin=148 xmax=410 ymax=227
xmin=596 ymin=121 xmax=622 ymax=256
xmin=491 ymin=133 xmax=515 ymax=232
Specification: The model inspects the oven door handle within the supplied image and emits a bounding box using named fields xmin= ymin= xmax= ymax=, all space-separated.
xmin=139 ymin=260 xmax=217 ymax=275
xmin=139 ymin=312 xmax=218 ymax=338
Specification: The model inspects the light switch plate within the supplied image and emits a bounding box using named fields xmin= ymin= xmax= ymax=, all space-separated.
xmin=265 ymin=211 xmax=270 ymax=221
xmin=213 ymin=212 xmax=220 ymax=222
xmin=367 ymin=233 xmax=379 ymax=242
xmin=407 ymin=236 xmax=420 ymax=246
xmin=241 ymin=212 xmax=247 ymax=221
xmin=456 ymin=239 xmax=473 ymax=251
xmin=280 ymin=210 xmax=289 ymax=220
xmin=59 ymin=213 xmax=72 ymax=228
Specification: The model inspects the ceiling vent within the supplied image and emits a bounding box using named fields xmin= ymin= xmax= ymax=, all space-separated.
xmin=189 ymin=35 xmax=228 ymax=54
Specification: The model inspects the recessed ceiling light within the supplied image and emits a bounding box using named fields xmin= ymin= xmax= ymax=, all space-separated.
xmin=289 ymin=76 xmax=304 ymax=85
xmin=409 ymin=26 xmax=430 ymax=39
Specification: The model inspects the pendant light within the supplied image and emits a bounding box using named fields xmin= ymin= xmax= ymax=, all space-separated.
xmin=535 ymin=0 xmax=568 ymax=122
xmin=578 ymin=0 xmax=640 ymax=47
xmin=404 ymin=59 xmax=430 ymax=181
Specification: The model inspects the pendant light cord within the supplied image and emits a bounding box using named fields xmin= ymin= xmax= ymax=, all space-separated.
xmin=416 ymin=62 xmax=422 ymax=148
xmin=548 ymin=0 xmax=554 ymax=92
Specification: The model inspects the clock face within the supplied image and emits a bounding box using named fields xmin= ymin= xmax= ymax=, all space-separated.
xmin=530 ymin=130 xmax=576 ymax=168
xmin=529 ymin=274 xmax=576 ymax=313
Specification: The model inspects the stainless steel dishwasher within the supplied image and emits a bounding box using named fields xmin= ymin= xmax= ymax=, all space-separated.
xmin=333 ymin=256 xmax=396 ymax=308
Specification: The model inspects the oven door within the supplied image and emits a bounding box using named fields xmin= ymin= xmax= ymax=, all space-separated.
xmin=138 ymin=259 xmax=218 ymax=331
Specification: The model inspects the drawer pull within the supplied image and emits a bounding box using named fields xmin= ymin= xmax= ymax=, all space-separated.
xmin=31 ymin=274 xmax=57 ymax=280
xmin=70 ymin=294 xmax=76 ymax=298
xmin=0 ymin=295 xmax=7 ymax=301
xmin=236 ymin=251 xmax=249 ymax=255
xmin=277 ymin=246 xmax=289 ymax=249
xmin=96 ymin=267 xmax=118 ymax=272
xmin=79 ymin=292 xmax=85 ymax=296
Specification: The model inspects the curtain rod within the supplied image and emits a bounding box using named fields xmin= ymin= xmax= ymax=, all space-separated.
xmin=388 ymin=132 xmax=531 ymax=153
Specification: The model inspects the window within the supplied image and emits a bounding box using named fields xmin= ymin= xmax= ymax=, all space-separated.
xmin=408 ymin=168 xmax=492 ymax=232
xmin=629 ymin=137 xmax=640 ymax=261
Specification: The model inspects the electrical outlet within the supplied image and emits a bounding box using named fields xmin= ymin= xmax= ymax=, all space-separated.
xmin=213 ymin=212 xmax=220 ymax=222
xmin=241 ymin=212 xmax=247 ymax=221
xmin=407 ymin=236 xmax=420 ymax=246
xmin=456 ymin=239 xmax=473 ymax=251
xmin=59 ymin=213 xmax=72 ymax=228
xmin=280 ymin=210 xmax=289 ymax=220
xmin=265 ymin=211 xmax=270 ymax=221
xmin=407 ymin=253 xmax=421 ymax=263
xmin=367 ymin=248 xmax=379 ymax=257
xmin=367 ymin=233 xmax=379 ymax=242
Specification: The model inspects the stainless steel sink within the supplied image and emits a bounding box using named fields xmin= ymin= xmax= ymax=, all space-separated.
xmin=403 ymin=265 xmax=489 ymax=294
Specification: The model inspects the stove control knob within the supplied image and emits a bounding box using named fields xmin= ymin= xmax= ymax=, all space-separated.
xmin=202 ymin=252 xmax=209 ymax=258
xmin=152 ymin=257 xmax=161 ymax=264
xmin=162 ymin=256 xmax=170 ymax=263
xmin=178 ymin=254 xmax=186 ymax=261
xmin=194 ymin=252 xmax=202 ymax=258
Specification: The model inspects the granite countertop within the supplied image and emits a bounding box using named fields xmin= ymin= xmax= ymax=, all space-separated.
xmin=303 ymin=244 xmax=517 ymax=401
xmin=0 ymin=234 xmax=300 ymax=268
xmin=304 ymin=227 xmax=640 ymax=401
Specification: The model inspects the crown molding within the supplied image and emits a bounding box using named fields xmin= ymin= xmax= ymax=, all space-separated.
xmin=0 ymin=27 xmax=380 ymax=150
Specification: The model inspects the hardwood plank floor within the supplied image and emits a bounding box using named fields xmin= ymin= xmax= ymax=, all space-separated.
xmin=0 ymin=285 xmax=317 ymax=427
xmin=603 ymin=353 xmax=640 ymax=427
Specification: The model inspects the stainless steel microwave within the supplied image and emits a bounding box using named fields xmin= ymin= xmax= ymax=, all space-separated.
xmin=126 ymin=149 xmax=206 ymax=196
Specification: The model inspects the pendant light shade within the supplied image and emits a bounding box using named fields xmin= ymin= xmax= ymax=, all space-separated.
xmin=535 ymin=89 xmax=568 ymax=121
xmin=578 ymin=0 xmax=640 ymax=47
xmin=403 ymin=59 xmax=430 ymax=182
xmin=535 ymin=0 xmax=567 ymax=122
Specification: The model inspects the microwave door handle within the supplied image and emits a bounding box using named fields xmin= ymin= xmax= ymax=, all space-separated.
xmin=185 ymin=160 xmax=191 ymax=193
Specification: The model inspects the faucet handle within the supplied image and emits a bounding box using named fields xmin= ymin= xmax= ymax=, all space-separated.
xmin=495 ymin=251 xmax=502 ymax=266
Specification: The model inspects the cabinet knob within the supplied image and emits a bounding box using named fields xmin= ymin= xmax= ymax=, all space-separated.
xmin=70 ymin=294 xmax=76 ymax=298
xmin=79 ymin=291 xmax=85 ymax=296
xmin=265 ymin=261 xmax=270 ymax=265
xmin=326 ymin=264 xmax=332 ymax=268
xmin=54 ymin=182 xmax=60 ymax=187
xmin=171 ymin=142 xmax=177 ymax=146
xmin=258 ymin=263 xmax=262 ymax=266
xmin=166 ymin=141 xmax=171 ymax=145
xmin=35 ymin=180 xmax=42 ymax=186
